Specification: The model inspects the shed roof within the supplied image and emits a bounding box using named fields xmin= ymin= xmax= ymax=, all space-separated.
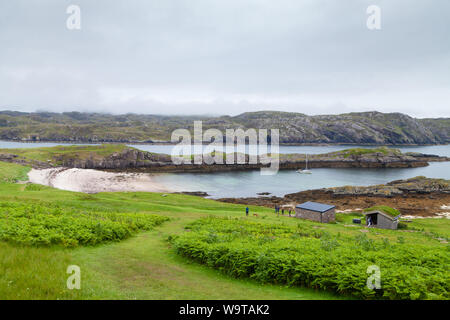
xmin=363 ymin=210 xmax=401 ymax=221
xmin=296 ymin=201 xmax=335 ymax=213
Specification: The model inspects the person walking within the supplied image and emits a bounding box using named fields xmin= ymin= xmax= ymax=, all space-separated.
xmin=246 ymin=207 xmax=249 ymax=216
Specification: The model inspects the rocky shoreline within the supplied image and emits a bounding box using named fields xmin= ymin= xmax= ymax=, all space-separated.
xmin=218 ymin=177 xmax=450 ymax=217
xmin=1 ymin=145 xmax=449 ymax=173
xmin=37 ymin=148 xmax=450 ymax=172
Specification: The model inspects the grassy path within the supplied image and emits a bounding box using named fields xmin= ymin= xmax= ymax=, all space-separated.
xmin=70 ymin=216 xmax=341 ymax=299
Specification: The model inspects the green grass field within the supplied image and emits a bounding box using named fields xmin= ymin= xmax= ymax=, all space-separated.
xmin=0 ymin=161 xmax=343 ymax=300
xmin=0 ymin=160 xmax=448 ymax=300
xmin=0 ymin=144 xmax=129 ymax=165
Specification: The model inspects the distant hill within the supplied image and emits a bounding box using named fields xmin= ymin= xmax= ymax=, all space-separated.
xmin=0 ymin=110 xmax=448 ymax=145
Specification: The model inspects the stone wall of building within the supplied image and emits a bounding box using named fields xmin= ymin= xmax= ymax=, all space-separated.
xmin=321 ymin=209 xmax=336 ymax=223
xmin=295 ymin=208 xmax=321 ymax=222
xmin=377 ymin=214 xmax=398 ymax=230
xmin=294 ymin=208 xmax=335 ymax=223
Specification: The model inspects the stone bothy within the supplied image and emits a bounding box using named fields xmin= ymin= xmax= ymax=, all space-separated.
xmin=363 ymin=210 xmax=400 ymax=230
xmin=295 ymin=201 xmax=336 ymax=223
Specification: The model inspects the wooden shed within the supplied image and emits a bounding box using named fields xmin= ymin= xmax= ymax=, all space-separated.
xmin=363 ymin=210 xmax=400 ymax=230
xmin=295 ymin=201 xmax=336 ymax=223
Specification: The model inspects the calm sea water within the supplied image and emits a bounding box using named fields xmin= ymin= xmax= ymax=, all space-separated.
xmin=151 ymin=162 xmax=450 ymax=198
xmin=1 ymin=141 xmax=449 ymax=198
xmin=0 ymin=141 xmax=96 ymax=149
xmin=143 ymin=144 xmax=450 ymax=198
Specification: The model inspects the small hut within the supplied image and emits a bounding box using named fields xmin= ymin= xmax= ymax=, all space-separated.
xmin=363 ymin=209 xmax=400 ymax=230
xmin=295 ymin=201 xmax=336 ymax=223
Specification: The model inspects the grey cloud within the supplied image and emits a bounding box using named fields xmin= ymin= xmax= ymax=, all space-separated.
xmin=0 ymin=0 xmax=449 ymax=117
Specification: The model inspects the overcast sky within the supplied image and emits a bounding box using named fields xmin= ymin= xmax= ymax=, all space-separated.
xmin=0 ymin=0 xmax=449 ymax=118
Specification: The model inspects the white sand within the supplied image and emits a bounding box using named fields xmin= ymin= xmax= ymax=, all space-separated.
xmin=336 ymin=208 xmax=363 ymax=213
xmin=435 ymin=212 xmax=450 ymax=219
xmin=402 ymin=215 xmax=425 ymax=219
xmin=28 ymin=167 xmax=173 ymax=194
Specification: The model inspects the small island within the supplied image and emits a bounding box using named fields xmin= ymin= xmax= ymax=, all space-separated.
xmin=1 ymin=145 xmax=448 ymax=172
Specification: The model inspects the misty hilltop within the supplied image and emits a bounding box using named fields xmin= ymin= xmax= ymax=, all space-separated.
xmin=0 ymin=110 xmax=448 ymax=145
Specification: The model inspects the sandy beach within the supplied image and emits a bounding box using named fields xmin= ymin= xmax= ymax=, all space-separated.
xmin=28 ymin=167 xmax=173 ymax=193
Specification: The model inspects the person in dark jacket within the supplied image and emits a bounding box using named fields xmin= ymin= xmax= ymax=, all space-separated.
xmin=246 ymin=207 xmax=249 ymax=216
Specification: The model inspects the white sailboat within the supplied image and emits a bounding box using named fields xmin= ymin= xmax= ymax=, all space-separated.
xmin=297 ymin=154 xmax=312 ymax=174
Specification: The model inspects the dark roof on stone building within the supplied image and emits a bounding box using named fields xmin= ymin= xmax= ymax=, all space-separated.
xmin=296 ymin=201 xmax=335 ymax=213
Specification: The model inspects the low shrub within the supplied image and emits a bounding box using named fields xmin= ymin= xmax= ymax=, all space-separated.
xmin=0 ymin=202 xmax=169 ymax=247
xmin=172 ymin=217 xmax=449 ymax=300
xmin=24 ymin=184 xmax=44 ymax=191
xmin=397 ymin=222 xmax=408 ymax=229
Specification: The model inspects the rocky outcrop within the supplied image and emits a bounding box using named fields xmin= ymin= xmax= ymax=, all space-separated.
xmin=0 ymin=153 xmax=18 ymax=161
xmin=2 ymin=146 xmax=448 ymax=172
xmin=218 ymin=177 xmax=450 ymax=217
xmin=0 ymin=152 xmax=50 ymax=168
xmin=277 ymin=148 xmax=444 ymax=169
xmin=174 ymin=191 xmax=210 ymax=197
xmin=325 ymin=176 xmax=450 ymax=196
xmin=49 ymin=148 xmax=449 ymax=172
xmin=54 ymin=149 xmax=172 ymax=170
xmin=385 ymin=176 xmax=450 ymax=194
